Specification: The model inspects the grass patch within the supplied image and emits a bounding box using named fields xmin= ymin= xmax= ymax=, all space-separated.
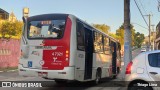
xmin=0 ymin=67 xmax=18 ymax=72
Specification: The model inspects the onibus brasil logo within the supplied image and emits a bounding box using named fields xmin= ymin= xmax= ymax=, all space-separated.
xmin=2 ymin=82 xmax=42 ymax=87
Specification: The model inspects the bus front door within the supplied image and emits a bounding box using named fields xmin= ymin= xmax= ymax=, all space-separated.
xmin=84 ymin=28 xmax=93 ymax=80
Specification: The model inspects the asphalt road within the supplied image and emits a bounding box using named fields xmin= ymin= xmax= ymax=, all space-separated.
xmin=0 ymin=71 xmax=122 ymax=90
xmin=0 ymin=48 xmax=141 ymax=90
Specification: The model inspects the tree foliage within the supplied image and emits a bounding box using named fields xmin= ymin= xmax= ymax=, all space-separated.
xmin=109 ymin=33 xmax=120 ymax=40
xmin=116 ymin=24 xmax=136 ymax=46
xmin=92 ymin=23 xmax=145 ymax=49
xmin=116 ymin=27 xmax=125 ymax=46
xmin=115 ymin=24 xmax=145 ymax=48
xmin=0 ymin=21 xmax=23 ymax=40
xmin=134 ymin=32 xmax=145 ymax=48
xmin=93 ymin=24 xmax=110 ymax=34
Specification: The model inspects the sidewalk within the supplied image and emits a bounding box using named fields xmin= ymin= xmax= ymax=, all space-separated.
xmin=0 ymin=67 xmax=18 ymax=73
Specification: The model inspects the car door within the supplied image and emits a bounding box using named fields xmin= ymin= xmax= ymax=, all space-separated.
xmin=146 ymin=52 xmax=160 ymax=81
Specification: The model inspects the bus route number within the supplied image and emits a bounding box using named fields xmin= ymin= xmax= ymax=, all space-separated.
xmin=52 ymin=52 xmax=63 ymax=57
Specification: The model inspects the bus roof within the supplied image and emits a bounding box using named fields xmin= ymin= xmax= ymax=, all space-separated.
xmin=28 ymin=13 xmax=69 ymax=21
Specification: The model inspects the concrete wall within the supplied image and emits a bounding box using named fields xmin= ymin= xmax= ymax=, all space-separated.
xmin=0 ymin=39 xmax=20 ymax=68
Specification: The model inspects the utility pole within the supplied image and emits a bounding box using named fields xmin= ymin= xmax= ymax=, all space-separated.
xmin=158 ymin=0 xmax=160 ymax=12
xmin=124 ymin=0 xmax=132 ymax=78
xmin=144 ymin=14 xmax=152 ymax=51
xmin=151 ymin=25 xmax=155 ymax=50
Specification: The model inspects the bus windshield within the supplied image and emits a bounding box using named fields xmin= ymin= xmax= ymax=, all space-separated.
xmin=28 ymin=20 xmax=66 ymax=39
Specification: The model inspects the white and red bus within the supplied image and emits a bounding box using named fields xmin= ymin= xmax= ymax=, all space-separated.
xmin=19 ymin=14 xmax=121 ymax=84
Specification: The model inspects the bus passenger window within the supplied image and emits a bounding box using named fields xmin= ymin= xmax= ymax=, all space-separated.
xmin=76 ymin=22 xmax=85 ymax=51
xmin=94 ymin=32 xmax=103 ymax=53
xmin=104 ymin=36 xmax=110 ymax=54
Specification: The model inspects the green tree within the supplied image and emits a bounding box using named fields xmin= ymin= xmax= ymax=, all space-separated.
xmin=0 ymin=20 xmax=23 ymax=40
xmin=109 ymin=33 xmax=120 ymax=40
xmin=93 ymin=24 xmax=110 ymax=34
xmin=134 ymin=32 xmax=145 ymax=48
xmin=116 ymin=24 xmax=136 ymax=46
xmin=116 ymin=26 xmax=124 ymax=46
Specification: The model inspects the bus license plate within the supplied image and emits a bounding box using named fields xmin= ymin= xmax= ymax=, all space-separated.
xmin=38 ymin=72 xmax=48 ymax=77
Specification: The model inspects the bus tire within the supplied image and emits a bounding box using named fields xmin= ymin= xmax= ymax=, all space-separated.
xmin=55 ymin=80 xmax=67 ymax=84
xmin=112 ymin=75 xmax=117 ymax=79
xmin=112 ymin=67 xmax=120 ymax=79
xmin=117 ymin=67 xmax=120 ymax=74
xmin=92 ymin=69 xmax=101 ymax=85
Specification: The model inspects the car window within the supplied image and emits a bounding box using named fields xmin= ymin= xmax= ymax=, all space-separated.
xmin=148 ymin=53 xmax=160 ymax=67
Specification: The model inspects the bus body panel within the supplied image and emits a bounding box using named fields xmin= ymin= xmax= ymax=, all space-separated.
xmin=19 ymin=14 xmax=121 ymax=82
xmin=93 ymin=53 xmax=112 ymax=78
xmin=75 ymin=51 xmax=86 ymax=81
xmin=42 ymin=17 xmax=72 ymax=70
xmin=20 ymin=19 xmax=44 ymax=69
xmin=69 ymin=15 xmax=87 ymax=81
xmin=21 ymin=14 xmax=71 ymax=70
xmin=68 ymin=15 xmax=77 ymax=67
xmin=19 ymin=14 xmax=75 ymax=80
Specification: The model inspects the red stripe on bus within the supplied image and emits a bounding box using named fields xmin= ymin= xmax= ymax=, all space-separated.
xmin=42 ymin=17 xmax=72 ymax=70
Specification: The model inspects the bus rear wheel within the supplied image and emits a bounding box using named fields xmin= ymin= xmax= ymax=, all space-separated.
xmin=92 ymin=70 xmax=101 ymax=85
xmin=55 ymin=80 xmax=67 ymax=84
xmin=112 ymin=75 xmax=117 ymax=79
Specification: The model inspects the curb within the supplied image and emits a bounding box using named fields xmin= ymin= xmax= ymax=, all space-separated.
xmin=7 ymin=69 xmax=18 ymax=72
xmin=0 ymin=71 xmax=3 ymax=73
xmin=0 ymin=69 xmax=18 ymax=73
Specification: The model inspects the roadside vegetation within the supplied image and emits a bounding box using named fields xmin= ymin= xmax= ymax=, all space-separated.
xmin=93 ymin=23 xmax=145 ymax=49
xmin=0 ymin=19 xmax=23 ymax=40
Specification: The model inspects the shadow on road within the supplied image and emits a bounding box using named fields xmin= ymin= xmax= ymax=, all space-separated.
xmin=40 ymin=78 xmax=124 ymax=90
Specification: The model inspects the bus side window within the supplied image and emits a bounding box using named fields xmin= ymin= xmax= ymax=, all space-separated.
xmin=110 ymin=41 xmax=114 ymax=53
xmin=94 ymin=32 xmax=103 ymax=53
xmin=104 ymin=36 xmax=110 ymax=54
xmin=76 ymin=21 xmax=85 ymax=51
